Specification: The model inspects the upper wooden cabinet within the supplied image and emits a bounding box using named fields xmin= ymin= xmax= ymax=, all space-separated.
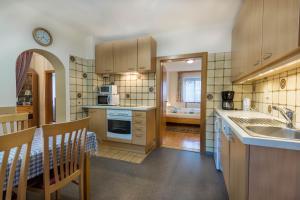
xmin=95 ymin=42 xmax=114 ymax=74
xmin=95 ymin=36 xmax=157 ymax=74
xmin=114 ymin=39 xmax=138 ymax=73
xmin=262 ymin=0 xmax=300 ymax=65
xmin=137 ymin=36 xmax=157 ymax=72
xmin=231 ymin=0 xmax=300 ymax=82
xmin=246 ymin=0 xmax=263 ymax=71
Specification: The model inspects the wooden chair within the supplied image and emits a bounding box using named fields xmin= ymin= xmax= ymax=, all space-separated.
xmin=41 ymin=118 xmax=90 ymax=200
xmin=0 ymin=127 xmax=36 ymax=200
xmin=0 ymin=113 xmax=29 ymax=135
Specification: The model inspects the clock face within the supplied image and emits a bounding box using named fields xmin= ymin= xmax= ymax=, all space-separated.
xmin=32 ymin=28 xmax=52 ymax=46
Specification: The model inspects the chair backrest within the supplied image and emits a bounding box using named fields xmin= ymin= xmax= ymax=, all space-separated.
xmin=42 ymin=118 xmax=90 ymax=191
xmin=0 ymin=127 xmax=36 ymax=200
xmin=0 ymin=113 xmax=29 ymax=135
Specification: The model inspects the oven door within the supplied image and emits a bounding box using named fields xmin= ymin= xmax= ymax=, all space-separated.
xmin=107 ymin=117 xmax=132 ymax=140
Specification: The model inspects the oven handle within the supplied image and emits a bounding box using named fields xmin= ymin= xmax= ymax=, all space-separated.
xmin=107 ymin=117 xmax=132 ymax=121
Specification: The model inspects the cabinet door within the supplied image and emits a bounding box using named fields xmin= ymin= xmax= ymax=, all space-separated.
xmin=95 ymin=43 xmax=114 ymax=74
xmin=229 ymin=134 xmax=249 ymax=200
xmin=114 ymin=39 xmax=137 ymax=73
xmin=126 ymin=39 xmax=138 ymax=72
xmin=220 ymin=132 xmax=230 ymax=191
xmin=88 ymin=109 xmax=107 ymax=142
xmin=231 ymin=2 xmax=249 ymax=81
xmin=246 ymin=0 xmax=263 ymax=72
xmin=138 ymin=36 xmax=156 ymax=72
xmin=262 ymin=0 xmax=300 ymax=64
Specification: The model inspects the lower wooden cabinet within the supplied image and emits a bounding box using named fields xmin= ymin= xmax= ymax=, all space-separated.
xmin=229 ymin=133 xmax=249 ymax=200
xmin=87 ymin=108 xmax=156 ymax=153
xmin=132 ymin=110 xmax=156 ymax=153
xmin=220 ymin=131 xmax=230 ymax=191
xmin=87 ymin=109 xmax=107 ymax=142
xmin=220 ymin=128 xmax=300 ymax=200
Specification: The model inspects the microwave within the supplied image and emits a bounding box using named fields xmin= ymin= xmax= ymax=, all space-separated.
xmin=99 ymin=85 xmax=117 ymax=95
xmin=97 ymin=94 xmax=119 ymax=106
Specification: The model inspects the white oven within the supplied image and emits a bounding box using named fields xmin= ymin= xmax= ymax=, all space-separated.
xmin=107 ymin=110 xmax=132 ymax=141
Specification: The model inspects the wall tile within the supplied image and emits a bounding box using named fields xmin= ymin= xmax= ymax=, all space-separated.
xmin=69 ymin=56 xmax=156 ymax=120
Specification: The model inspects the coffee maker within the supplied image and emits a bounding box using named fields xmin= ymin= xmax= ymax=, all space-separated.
xmin=222 ymin=91 xmax=235 ymax=110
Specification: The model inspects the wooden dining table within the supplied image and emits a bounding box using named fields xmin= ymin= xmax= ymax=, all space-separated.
xmin=1 ymin=128 xmax=97 ymax=200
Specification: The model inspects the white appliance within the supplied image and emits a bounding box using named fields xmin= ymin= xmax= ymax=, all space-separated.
xmin=214 ymin=114 xmax=222 ymax=170
xmin=99 ymin=85 xmax=118 ymax=95
xmin=243 ymin=98 xmax=251 ymax=111
xmin=107 ymin=109 xmax=132 ymax=141
xmin=97 ymin=94 xmax=119 ymax=106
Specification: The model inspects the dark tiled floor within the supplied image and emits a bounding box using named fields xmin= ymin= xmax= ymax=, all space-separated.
xmin=28 ymin=148 xmax=228 ymax=200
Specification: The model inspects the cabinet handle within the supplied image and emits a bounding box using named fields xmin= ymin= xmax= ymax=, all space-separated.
xmin=263 ymin=53 xmax=272 ymax=60
xmin=128 ymin=67 xmax=135 ymax=70
xmin=135 ymin=133 xmax=143 ymax=137
xmin=253 ymin=60 xmax=260 ymax=66
xmin=139 ymin=67 xmax=145 ymax=69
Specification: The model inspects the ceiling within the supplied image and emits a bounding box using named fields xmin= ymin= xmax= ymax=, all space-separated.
xmin=2 ymin=0 xmax=242 ymax=41
xmin=164 ymin=59 xmax=201 ymax=72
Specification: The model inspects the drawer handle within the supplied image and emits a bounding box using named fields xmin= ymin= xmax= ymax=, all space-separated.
xmin=263 ymin=53 xmax=272 ymax=60
xmin=135 ymin=133 xmax=143 ymax=137
xmin=134 ymin=120 xmax=143 ymax=123
xmin=253 ymin=60 xmax=260 ymax=66
xmin=139 ymin=67 xmax=145 ymax=69
xmin=128 ymin=67 xmax=135 ymax=70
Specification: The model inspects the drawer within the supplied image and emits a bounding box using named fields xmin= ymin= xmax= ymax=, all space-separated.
xmin=132 ymin=118 xmax=146 ymax=126
xmin=133 ymin=111 xmax=146 ymax=118
xmin=132 ymin=127 xmax=146 ymax=145
xmin=132 ymin=125 xmax=146 ymax=133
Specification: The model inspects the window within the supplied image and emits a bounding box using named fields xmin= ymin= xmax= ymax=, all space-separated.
xmin=182 ymin=77 xmax=201 ymax=102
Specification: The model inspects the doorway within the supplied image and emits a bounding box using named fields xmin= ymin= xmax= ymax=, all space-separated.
xmin=156 ymin=53 xmax=208 ymax=153
xmin=45 ymin=70 xmax=56 ymax=124
xmin=15 ymin=49 xmax=66 ymax=125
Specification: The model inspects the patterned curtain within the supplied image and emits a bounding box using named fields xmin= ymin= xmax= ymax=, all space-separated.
xmin=16 ymin=51 xmax=33 ymax=96
xmin=177 ymin=72 xmax=183 ymax=102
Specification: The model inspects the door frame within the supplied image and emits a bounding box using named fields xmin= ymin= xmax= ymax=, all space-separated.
xmin=156 ymin=52 xmax=208 ymax=153
xmin=45 ymin=70 xmax=55 ymax=124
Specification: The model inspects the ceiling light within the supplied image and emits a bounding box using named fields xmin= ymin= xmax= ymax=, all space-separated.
xmin=186 ymin=59 xmax=194 ymax=64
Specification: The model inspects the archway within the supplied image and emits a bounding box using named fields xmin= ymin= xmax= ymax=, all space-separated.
xmin=16 ymin=49 xmax=66 ymax=124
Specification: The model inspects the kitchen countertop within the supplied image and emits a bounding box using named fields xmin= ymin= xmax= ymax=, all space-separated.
xmin=216 ymin=109 xmax=300 ymax=150
xmin=82 ymin=105 xmax=156 ymax=111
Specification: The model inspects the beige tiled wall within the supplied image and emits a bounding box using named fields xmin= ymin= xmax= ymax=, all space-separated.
xmin=252 ymin=67 xmax=300 ymax=128
xmin=69 ymin=56 xmax=156 ymax=121
xmin=206 ymin=52 xmax=252 ymax=152
xmin=69 ymin=56 xmax=97 ymax=121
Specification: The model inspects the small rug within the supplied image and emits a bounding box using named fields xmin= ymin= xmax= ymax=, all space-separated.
xmin=166 ymin=124 xmax=200 ymax=134
xmin=96 ymin=145 xmax=149 ymax=164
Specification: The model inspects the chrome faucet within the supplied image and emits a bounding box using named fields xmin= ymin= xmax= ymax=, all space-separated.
xmin=272 ymin=106 xmax=295 ymax=128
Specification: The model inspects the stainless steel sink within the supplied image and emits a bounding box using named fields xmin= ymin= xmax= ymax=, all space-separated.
xmin=229 ymin=117 xmax=300 ymax=140
xmin=245 ymin=126 xmax=300 ymax=140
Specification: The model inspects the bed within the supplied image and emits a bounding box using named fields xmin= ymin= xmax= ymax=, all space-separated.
xmin=165 ymin=107 xmax=201 ymax=125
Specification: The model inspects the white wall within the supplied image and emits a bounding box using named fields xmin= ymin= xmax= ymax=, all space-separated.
xmin=153 ymin=26 xmax=232 ymax=57
xmin=95 ymin=26 xmax=232 ymax=57
xmin=0 ymin=3 xmax=94 ymax=119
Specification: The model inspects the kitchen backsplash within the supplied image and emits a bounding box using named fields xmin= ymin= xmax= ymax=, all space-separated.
xmin=69 ymin=56 xmax=156 ymax=121
xmin=252 ymin=67 xmax=300 ymax=128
